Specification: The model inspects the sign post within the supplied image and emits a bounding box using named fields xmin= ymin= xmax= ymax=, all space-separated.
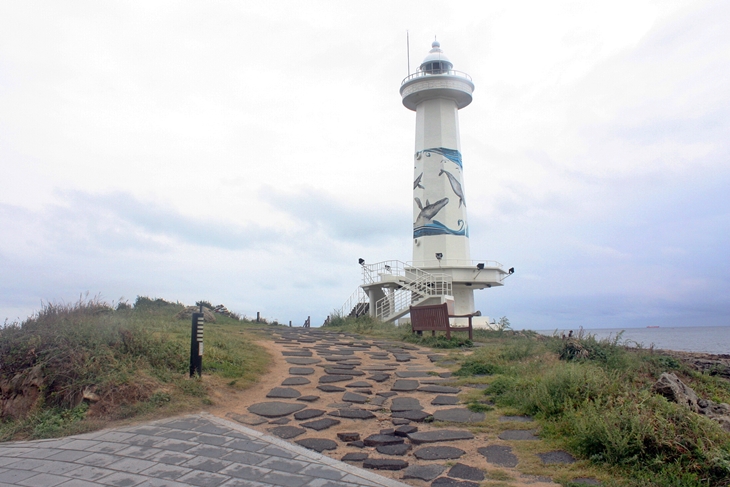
xmin=190 ymin=305 xmax=204 ymax=378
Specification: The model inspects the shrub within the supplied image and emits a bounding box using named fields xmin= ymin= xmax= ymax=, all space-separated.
xmin=454 ymin=359 xmax=502 ymax=376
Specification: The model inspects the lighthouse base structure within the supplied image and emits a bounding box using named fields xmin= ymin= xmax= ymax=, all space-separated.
xmin=349 ymin=260 xmax=506 ymax=326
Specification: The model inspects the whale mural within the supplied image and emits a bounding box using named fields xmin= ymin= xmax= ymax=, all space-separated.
xmin=439 ymin=169 xmax=465 ymax=207
xmin=413 ymin=172 xmax=424 ymax=190
xmin=414 ymin=197 xmax=448 ymax=227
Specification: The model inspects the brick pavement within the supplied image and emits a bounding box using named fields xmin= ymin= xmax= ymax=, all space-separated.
xmin=0 ymin=413 xmax=410 ymax=487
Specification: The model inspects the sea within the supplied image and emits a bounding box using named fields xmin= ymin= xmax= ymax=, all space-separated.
xmin=535 ymin=326 xmax=730 ymax=355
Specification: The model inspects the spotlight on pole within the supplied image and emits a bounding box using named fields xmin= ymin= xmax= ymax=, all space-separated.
xmin=435 ymin=253 xmax=443 ymax=260
xmin=508 ymin=267 xmax=515 ymax=274
xmin=476 ymin=263 xmax=485 ymax=270
xmin=358 ymin=258 xmax=365 ymax=266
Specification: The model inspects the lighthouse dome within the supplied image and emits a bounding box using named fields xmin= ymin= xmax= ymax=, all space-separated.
xmin=419 ymin=41 xmax=454 ymax=74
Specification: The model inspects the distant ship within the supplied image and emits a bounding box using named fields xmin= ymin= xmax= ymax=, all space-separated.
xmin=647 ymin=326 xmax=660 ymax=328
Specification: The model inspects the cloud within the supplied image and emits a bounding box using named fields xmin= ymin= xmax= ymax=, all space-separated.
xmin=262 ymin=187 xmax=410 ymax=244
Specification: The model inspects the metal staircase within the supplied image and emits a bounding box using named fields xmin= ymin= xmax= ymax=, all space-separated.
xmin=365 ymin=261 xmax=452 ymax=323
xmin=338 ymin=261 xmax=453 ymax=323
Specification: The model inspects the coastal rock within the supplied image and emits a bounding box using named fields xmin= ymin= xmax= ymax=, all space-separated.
xmin=652 ymin=373 xmax=730 ymax=431
xmin=652 ymin=373 xmax=699 ymax=412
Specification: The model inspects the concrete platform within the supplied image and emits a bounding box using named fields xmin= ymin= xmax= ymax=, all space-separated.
xmin=0 ymin=413 xmax=410 ymax=487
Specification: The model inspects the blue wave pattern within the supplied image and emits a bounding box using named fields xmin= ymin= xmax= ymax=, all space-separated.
xmin=414 ymin=220 xmax=469 ymax=238
xmin=421 ymin=147 xmax=463 ymax=169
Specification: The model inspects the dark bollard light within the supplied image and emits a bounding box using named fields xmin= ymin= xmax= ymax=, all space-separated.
xmin=190 ymin=305 xmax=204 ymax=378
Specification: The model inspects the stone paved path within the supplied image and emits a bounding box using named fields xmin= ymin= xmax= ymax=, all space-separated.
xmin=222 ymin=328 xmax=594 ymax=487
xmin=0 ymin=328 xmax=601 ymax=487
xmin=0 ymin=413 xmax=409 ymax=487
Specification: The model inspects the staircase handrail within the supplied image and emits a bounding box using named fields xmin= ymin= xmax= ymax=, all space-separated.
xmin=374 ymin=270 xmax=453 ymax=322
xmin=338 ymin=286 xmax=368 ymax=318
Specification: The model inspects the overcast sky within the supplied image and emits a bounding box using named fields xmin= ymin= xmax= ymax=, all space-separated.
xmin=1 ymin=1 xmax=728 ymax=330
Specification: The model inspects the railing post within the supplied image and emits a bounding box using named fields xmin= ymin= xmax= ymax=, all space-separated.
xmin=190 ymin=306 xmax=204 ymax=378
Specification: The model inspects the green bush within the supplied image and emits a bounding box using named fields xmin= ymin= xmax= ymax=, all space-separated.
xmin=454 ymin=359 xmax=502 ymax=376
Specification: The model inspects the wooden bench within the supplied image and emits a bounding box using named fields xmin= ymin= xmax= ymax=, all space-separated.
xmin=409 ymin=303 xmax=475 ymax=340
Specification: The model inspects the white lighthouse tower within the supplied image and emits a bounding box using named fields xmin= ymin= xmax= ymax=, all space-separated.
xmin=341 ymin=41 xmax=508 ymax=324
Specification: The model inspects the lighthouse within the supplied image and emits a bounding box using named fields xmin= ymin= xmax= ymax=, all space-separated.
xmin=342 ymin=41 xmax=508 ymax=324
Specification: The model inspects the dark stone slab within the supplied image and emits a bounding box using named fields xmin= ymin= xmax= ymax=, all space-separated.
xmin=370 ymin=396 xmax=387 ymax=406
xmin=413 ymin=446 xmax=465 ymax=460
xmin=394 ymin=354 xmax=413 ymax=362
xmin=391 ymin=397 xmax=423 ymax=412
xmin=285 ymin=358 xmax=321 ymax=365
xmin=329 ymin=408 xmax=376 ymax=420
xmin=368 ymin=374 xmax=391 ymax=383
xmin=392 ymin=418 xmax=411 ymax=425
xmin=269 ymin=417 xmax=290 ymax=424
xmin=403 ymin=464 xmax=446 ymax=481
xmin=297 ymin=395 xmax=320 ymax=402
xmin=337 ymin=432 xmax=360 ymax=442
xmin=408 ymin=430 xmax=475 ymax=444
xmin=325 ymin=363 xmax=355 ymax=369
xmin=395 ymin=371 xmax=431 ymax=378
xmin=420 ymin=378 xmax=450 ymax=384
xmin=226 ymin=412 xmax=267 ymax=426
xmin=391 ymin=379 xmax=419 ymax=392
xmin=538 ymin=450 xmax=576 ymax=464
xmin=363 ymin=434 xmax=405 ymax=447
xmin=377 ymin=391 xmax=398 ymax=398
xmin=295 ymin=438 xmax=337 ymax=452
xmin=363 ymin=459 xmax=408 ymax=471
xmin=431 ymin=478 xmax=480 ymax=487
xmin=248 ymin=401 xmax=306 ymax=418
xmin=348 ymin=440 xmax=365 ymax=448
xmin=282 ymin=351 xmax=313 ymax=357
xmin=448 ymin=463 xmax=485 ymax=481
xmin=427 ymin=354 xmax=446 ymax=362
xmin=363 ymin=366 xmax=397 ymax=371
xmin=346 ymin=381 xmax=372 ymax=388
xmin=376 ymin=443 xmax=411 ymax=456
xmin=439 ymin=372 xmax=452 ymax=378
xmin=477 ymin=445 xmax=518 ymax=467
xmin=268 ymin=426 xmax=306 ymax=439
xmin=499 ymin=415 xmax=533 ymax=422
xmin=342 ymin=392 xmax=368 ymax=404
xmin=433 ymin=408 xmax=485 ymax=423
xmin=464 ymin=383 xmax=488 ymax=389
xmin=326 ymin=368 xmax=365 ymax=376
xmin=289 ymin=367 xmax=315 ymax=375
xmin=324 ymin=356 xmax=353 ymax=362
xmin=499 ymin=430 xmax=539 ymax=441
xmin=395 ymin=425 xmax=418 ymax=436
xmin=432 ymin=395 xmax=459 ymax=406
xmin=301 ymin=418 xmax=341 ymax=431
xmin=266 ymin=387 xmax=301 ymax=399
xmin=293 ymin=409 xmax=325 ymax=420
xmin=342 ymin=452 xmax=369 ymax=462
xmin=571 ymin=478 xmax=602 ymax=485
xmin=319 ymin=375 xmax=354 ymax=383
xmin=391 ymin=410 xmax=432 ymax=422
xmin=282 ymin=377 xmax=311 ymax=386
xmin=317 ymin=385 xmax=346 ymax=393
xmin=418 ymin=385 xmax=460 ymax=394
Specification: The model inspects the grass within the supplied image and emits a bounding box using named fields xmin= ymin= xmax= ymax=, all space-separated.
xmin=457 ymin=329 xmax=730 ymax=487
xmin=0 ymin=295 xmax=270 ymax=441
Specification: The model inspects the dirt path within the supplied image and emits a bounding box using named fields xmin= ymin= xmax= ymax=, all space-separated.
xmin=208 ymin=328 xmax=599 ymax=487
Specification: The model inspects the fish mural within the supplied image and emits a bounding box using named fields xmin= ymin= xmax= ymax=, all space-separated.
xmin=439 ymin=169 xmax=466 ymax=207
xmin=414 ymin=197 xmax=448 ymax=227
xmin=413 ymin=172 xmax=424 ymax=190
